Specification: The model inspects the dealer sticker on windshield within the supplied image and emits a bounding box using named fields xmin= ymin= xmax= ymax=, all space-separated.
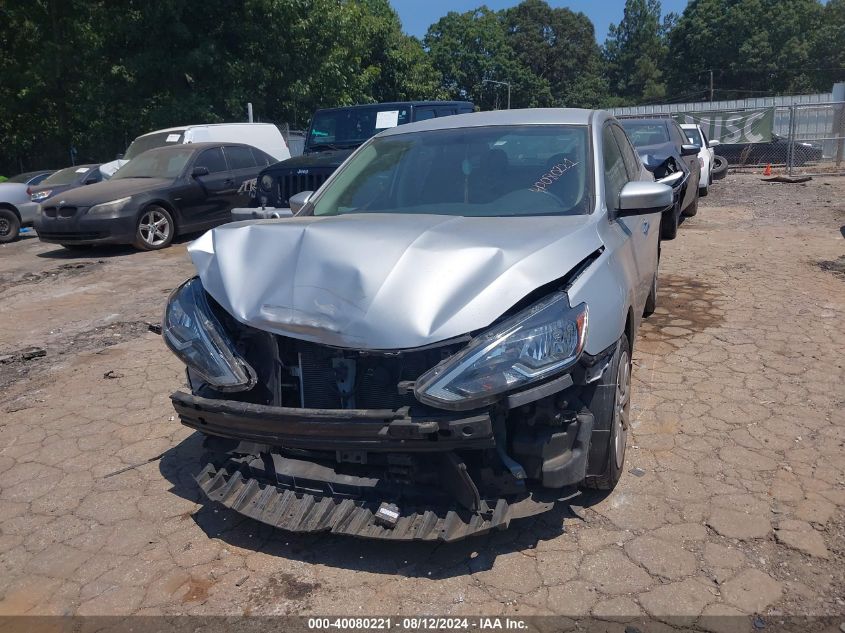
xmin=165 ymin=134 xmax=180 ymax=142
xmin=375 ymin=110 xmax=400 ymax=129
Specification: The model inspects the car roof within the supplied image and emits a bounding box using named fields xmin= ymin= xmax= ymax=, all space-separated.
xmin=135 ymin=123 xmax=275 ymax=137
xmin=141 ymin=141 xmax=252 ymax=152
xmin=314 ymin=101 xmax=473 ymax=114
xmin=376 ymin=108 xmax=599 ymax=138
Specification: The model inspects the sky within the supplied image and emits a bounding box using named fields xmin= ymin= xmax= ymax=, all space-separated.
xmin=389 ymin=0 xmax=690 ymax=43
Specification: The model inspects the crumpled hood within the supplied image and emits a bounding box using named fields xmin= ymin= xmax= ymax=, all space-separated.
xmin=189 ymin=213 xmax=603 ymax=350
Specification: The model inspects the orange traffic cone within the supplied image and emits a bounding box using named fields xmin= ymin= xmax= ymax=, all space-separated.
xmin=763 ymin=163 xmax=772 ymax=176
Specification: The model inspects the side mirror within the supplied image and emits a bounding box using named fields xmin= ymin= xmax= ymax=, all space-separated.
xmin=708 ymin=140 xmax=720 ymax=147
xmin=617 ymin=181 xmax=674 ymax=217
xmin=191 ymin=166 xmax=209 ymax=178
xmin=681 ymin=144 xmax=701 ymax=157
xmin=289 ymin=190 xmax=313 ymax=214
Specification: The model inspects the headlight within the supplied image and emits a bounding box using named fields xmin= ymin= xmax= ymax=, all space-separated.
xmin=162 ymin=277 xmax=256 ymax=391
xmin=31 ymin=190 xmax=52 ymax=202
xmin=87 ymin=196 xmax=132 ymax=215
xmin=259 ymin=175 xmax=274 ymax=191
xmin=415 ymin=294 xmax=587 ymax=410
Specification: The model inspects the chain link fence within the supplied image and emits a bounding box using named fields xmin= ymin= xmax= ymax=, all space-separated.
xmin=615 ymin=102 xmax=845 ymax=177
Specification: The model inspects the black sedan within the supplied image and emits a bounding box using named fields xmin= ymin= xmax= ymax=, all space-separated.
xmin=714 ymin=133 xmax=823 ymax=166
xmin=35 ymin=143 xmax=274 ymax=250
xmin=620 ymin=118 xmax=701 ymax=240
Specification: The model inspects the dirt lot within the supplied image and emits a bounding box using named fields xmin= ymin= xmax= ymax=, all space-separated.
xmin=0 ymin=174 xmax=843 ymax=624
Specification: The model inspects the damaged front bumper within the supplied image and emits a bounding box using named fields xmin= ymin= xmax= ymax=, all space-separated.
xmin=171 ymin=382 xmax=596 ymax=541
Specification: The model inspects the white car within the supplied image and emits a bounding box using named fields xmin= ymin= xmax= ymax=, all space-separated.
xmin=0 ymin=170 xmax=54 ymax=243
xmin=100 ymin=123 xmax=291 ymax=178
xmin=680 ymin=123 xmax=718 ymax=196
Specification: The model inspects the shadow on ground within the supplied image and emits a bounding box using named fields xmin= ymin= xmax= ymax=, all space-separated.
xmin=159 ymin=432 xmax=605 ymax=578
xmin=36 ymin=233 xmax=197 ymax=259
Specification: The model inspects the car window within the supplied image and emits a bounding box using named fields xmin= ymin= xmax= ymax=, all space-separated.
xmin=42 ymin=166 xmax=88 ymax=186
xmin=124 ymin=130 xmax=186 ymax=160
xmin=611 ymin=126 xmax=640 ymax=180
xmin=436 ymin=108 xmax=456 ymax=117
xmin=250 ymin=147 xmax=272 ymax=166
xmin=28 ymin=173 xmax=52 ymax=186
xmin=310 ymin=124 xmax=592 ymax=218
xmin=194 ymin=148 xmax=228 ymax=174
xmin=620 ymin=122 xmax=670 ymax=147
xmin=84 ymin=168 xmax=103 ymax=184
xmin=603 ymin=126 xmax=628 ymax=210
xmin=415 ymin=108 xmax=436 ymax=121
xmin=112 ymin=148 xmax=194 ymax=179
xmin=670 ymin=122 xmax=687 ymax=147
xmin=684 ymin=127 xmax=703 ymax=146
xmin=224 ymin=146 xmax=257 ymax=170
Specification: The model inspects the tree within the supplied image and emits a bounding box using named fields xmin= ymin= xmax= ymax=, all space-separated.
xmin=603 ymin=0 xmax=669 ymax=105
xmin=502 ymin=0 xmax=607 ymax=108
xmin=424 ymin=8 xmax=532 ymax=109
xmin=666 ymin=0 xmax=827 ymax=100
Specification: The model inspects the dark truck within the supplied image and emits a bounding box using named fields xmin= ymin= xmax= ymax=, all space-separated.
xmin=249 ymin=101 xmax=474 ymax=213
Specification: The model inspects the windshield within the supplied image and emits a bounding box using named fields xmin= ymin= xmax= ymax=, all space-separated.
xmin=307 ymin=107 xmax=411 ymax=150
xmin=124 ymin=130 xmax=186 ymax=160
xmin=8 ymin=172 xmax=46 ymax=184
xmin=112 ymin=148 xmax=193 ymax=179
xmin=683 ymin=128 xmax=703 ymax=146
xmin=42 ymin=166 xmax=91 ymax=186
xmin=621 ymin=122 xmax=670 ymax=147
xmin=310 ymin=125 xmax=592 ymax=218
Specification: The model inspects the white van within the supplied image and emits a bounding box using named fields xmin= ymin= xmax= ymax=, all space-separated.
xmin=100 ymin=123 xmax=290 ymax=178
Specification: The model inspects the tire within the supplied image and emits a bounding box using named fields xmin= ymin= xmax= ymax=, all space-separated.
xmin=133 ymin=205 xmax=175 ymax=251
xmin=643 ymin=270 xmax=658 ymax=317
xmin=699 ymin=184 xmax=708 ymax=197
xmin=583 ymin=334 xmax=631 ymax=490
xmin=660 ymin=204 xmax=678 ymax=240
xmin=711 ymin=155 xmax=728 ymax=180
xmin=0 ymin=209 xmax=21 ymax=243
xmin=61 ymin=244 xmax=94 ymax=251
xmin=682 ymin=192 xmax=698 ymax=217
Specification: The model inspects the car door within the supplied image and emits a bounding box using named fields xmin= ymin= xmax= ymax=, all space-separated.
xmin=178 ymin=146 xmax=233 ymax=228
xmin=604 ymin=124 xmax=651 ymax=313
xmin=222 ymin=145 xmax=262 ymax=208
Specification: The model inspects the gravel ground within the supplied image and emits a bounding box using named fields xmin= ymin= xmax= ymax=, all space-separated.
xmin=0 ymin=173 xmax=843 ymax=625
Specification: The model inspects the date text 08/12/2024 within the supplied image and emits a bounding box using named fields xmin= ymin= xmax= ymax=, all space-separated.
xmin=307 ymin=617 xmax=529 ymax=630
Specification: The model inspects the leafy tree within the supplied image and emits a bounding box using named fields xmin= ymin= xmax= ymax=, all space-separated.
xmin=424 ymin=8 xmax=527 ymax=109
xmin=603 ymin=0 xmax=669 ymax=105
xmin=666 ymin=0 xmax=827 ymax=99
xmin=502 ymin=0 xmax=607 ymax=108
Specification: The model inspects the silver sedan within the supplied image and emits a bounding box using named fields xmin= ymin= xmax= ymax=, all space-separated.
xmin=163 ymin=108 xmax=673 ymax=540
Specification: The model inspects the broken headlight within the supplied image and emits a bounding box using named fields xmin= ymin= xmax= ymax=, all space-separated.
xmin=162 ymin=277 xmax=256 ymax=391
xmin=415 ymin=293 xmax=587 ymax=410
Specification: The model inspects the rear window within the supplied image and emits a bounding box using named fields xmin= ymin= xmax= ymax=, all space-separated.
xmin=621 ymin=122 xmax=670 ymax=147
xmin=224 ymin=146 xmax=257 ymax=170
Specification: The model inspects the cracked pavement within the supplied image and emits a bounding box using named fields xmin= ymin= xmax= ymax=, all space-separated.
xmin=0 ymin=174 xmax=843 ymax=624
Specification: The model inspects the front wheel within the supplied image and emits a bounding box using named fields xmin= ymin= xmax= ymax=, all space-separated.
xmin=0 ymin=209 xmax=21 ymax=243
xmin=583 ymin=334 xmax=631 ymax=491
xmin=133 ymin=205 xmax=174 ymax=251
xmin=682 ymin=192 xmax=699 ymax=217
xmin=660 ymin=204 xmax=679 ymax=240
